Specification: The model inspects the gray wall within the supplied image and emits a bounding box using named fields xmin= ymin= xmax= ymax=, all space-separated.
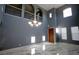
xmin=47 ymin=8 xmax=56 ymax=27
xmin=56 ymin=4 xmax=79 ymax=44
xmin=47 ymin=8 xmax=60 ymax=42
xmin=0 ymin=4 xmax=48 ymax=50
xmin=0 ymin=4 xmax=5 ymax=50
xmin=56 ymin=4 xmax=79 ymax=27
xmin=0 ymin=5 xmax=5 ymax=24
xmin=1 ymin=4 xmax=79 ymax=50
xmin=47 ymin=4 xmax=79 ymax=44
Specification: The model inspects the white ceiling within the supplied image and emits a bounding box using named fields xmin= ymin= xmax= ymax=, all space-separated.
xmin=37 ymin=4 xmax=64 ymax=11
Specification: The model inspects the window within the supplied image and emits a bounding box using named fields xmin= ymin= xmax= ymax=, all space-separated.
xmin=24 ymin=4 xmax=34 ymax=19
xmin=49 ymin=13 xmax=52 ymax=18
xmin=56 ymin=28 xmax=59 ymax=33
xmin=36 ymin=8 xmax=43 ymax=21
xmin=61 ymin=28 xmax=67 ymax=40
xmin=5 ymin=4 xmax=22 ymax=17
xmin=42 ymin=35 xmax=45 ymax=41
xmin=71 ymin=26 xmax=79 ymax=41
xmin=31 ymin=36 xmax=35 ymax=43
xmin=63 ymin=7 xmax=72 ymax=18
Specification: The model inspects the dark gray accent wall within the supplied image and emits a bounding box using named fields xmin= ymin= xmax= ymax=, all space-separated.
xmin=47 ymin=8 xmax=60 ymax=42
xmin=56 ymin=4 xmax=79 ymax=27
xmin=47 ymin=4 xmax=79 ymax=44
xmin=56 ymin=4 xmax=79 ymax=44
xmin=0 ymin=4 xmax=5 ymax=50
xmin=47 ymin=8 xmax=56 ymax=27
xmin=0 ymin=5 xmax=48 ymax=50
xmin=0 ymin=5 xmax=4 ymax=24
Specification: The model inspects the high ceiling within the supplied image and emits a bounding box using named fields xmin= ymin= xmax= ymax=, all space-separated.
xmin=37 ymin=4 xmax=64 ymax=11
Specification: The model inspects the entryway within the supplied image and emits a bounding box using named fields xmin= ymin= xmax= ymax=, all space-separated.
xmin=48 ymin=27 xmax=55 ymax=43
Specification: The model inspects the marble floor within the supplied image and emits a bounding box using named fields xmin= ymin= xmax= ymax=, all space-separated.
xmin=0 ymin=42 xmax=79 ymax=55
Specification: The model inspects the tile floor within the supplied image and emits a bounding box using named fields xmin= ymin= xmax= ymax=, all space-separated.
xmin=0 ymin=42 xmax=79 ymax=55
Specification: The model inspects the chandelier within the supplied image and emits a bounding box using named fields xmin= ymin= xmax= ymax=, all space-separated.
xmin=28 ymin=7 xmax=42 ymax=27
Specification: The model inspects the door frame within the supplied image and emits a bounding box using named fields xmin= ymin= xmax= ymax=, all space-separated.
xmin=48 ymin=27 xmax=56 ymax=44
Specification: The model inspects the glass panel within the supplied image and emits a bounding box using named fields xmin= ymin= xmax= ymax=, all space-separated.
xmin=61 ymin=27 xmax=67 ymax=40
xmin=24 ymin=4 xmax=34 ymax=19
xmin=5 ymin=4 xmax=22 ymax=17
xmin=71 ymin=26 xmax=79 ymax=41
xmin=63 ymin=7 xmax=72 ymax=18
xmin=24 ymin=4 xmax=34 ymax=13
xmin=31 ymin=36 xmax=36 ymax=43
xmin=24 ymin=11 xmax=34 ymax=19
xmin=56 ymin=28 xmax=59 ymax=33
xmin=10 ymin=4 xmax=22 ymax=9
xmin=42 ymin=35 xmax=45 ymax=41
xmin=49 ymin=13 xmax=52 ymax=18
xmin=36 ymin=8 xmax=43 ymax=21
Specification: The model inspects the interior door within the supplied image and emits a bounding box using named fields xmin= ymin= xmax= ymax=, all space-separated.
xmin=48 ymin=28 xmax=55 ymax=43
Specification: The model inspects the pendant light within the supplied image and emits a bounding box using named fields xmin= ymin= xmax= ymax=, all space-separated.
xmin=28 ymin=6 xmax=42 ymax=27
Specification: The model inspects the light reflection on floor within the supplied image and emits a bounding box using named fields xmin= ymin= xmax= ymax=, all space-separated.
xmin=56 ymin=53 xmax=59 ymax=55
xmin=31 ymin=48 xmax=35 ymax=55
xmin=42 ymin=45 xmax=46 ymax=51
xmin=0 ymin=42 xmax=79 ymax=55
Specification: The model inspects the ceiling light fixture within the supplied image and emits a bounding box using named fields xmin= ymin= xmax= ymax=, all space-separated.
xmin=28 ymin=7 xmax=42 ymax=27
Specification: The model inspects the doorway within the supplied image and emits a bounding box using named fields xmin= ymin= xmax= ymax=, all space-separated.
xmin=48 ymin=27 xmax=55 ymax=43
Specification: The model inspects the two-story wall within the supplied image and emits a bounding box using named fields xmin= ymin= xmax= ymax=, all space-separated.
xmin=0 ymin=4 xmax=48 ymax=50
